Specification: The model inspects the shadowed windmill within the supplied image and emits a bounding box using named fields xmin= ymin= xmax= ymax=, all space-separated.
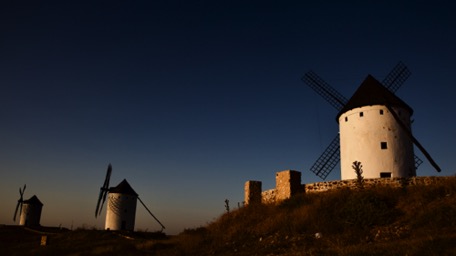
xmin=95 ymin=164 xmax=165 ymax=231
xmin=302 ymin=62 xmax=441 ymax=180
xmin=13 ymin=184 xmax=43 ymax=227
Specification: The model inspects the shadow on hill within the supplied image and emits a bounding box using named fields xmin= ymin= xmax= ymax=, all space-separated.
xmin=0 ymin=225 xmax=167 ymax=256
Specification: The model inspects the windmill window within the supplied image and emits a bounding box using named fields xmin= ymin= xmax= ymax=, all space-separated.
xmin=359 ymin=112 xmax=364 ymax=117
xmin=380 ymin=172 xmax=391 ymax=178
xmin=345 ymin=117 xmax=348 ymax=122
xmin=380 ymin=109 xmax=384 ymax=115
xmin=381 ymin=142 xmax=388 ymax=149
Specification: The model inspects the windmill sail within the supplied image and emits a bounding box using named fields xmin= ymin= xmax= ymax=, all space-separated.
xmin=310 ymin=134 xmax=341 ymax=180
xmin=414 ymin=155 xmax=423 ymax=169
xmin=13 ymin=184 xmax=26 ymax=222
xmin=95 ymin=164 xmax=112 ymax=217
xmin=302 ymin=71 xmax=348 ymax=111
xmin=382 ymin=61 xmax=411 ymax=93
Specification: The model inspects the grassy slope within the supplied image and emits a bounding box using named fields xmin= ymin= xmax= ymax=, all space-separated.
xmin=159 ymin=177 xmax=456 ymax=256
xmin=2 ymin=177 xmax=456 ymax=255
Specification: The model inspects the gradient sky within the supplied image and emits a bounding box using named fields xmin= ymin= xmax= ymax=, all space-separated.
xmin=1 ymin=1 xmax=455 ymax=234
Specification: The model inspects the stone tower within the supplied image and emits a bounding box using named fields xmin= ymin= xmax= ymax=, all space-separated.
xmin=275 ymin=170 xmax=302 ymax=201
xmin=244 ymin=180 xmax=262 ymax=205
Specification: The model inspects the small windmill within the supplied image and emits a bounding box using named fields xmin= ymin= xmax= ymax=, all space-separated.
xmin=13 ymin=184 xmax=43 ymax=226
xmin=95 ymin=164 xmax=165 ymax=231
xmin=302 ymin=62 xmax=441 ymax=180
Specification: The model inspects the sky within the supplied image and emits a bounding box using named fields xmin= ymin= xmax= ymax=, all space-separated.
xmin=1 ymin=1 xmax=455 ymax=234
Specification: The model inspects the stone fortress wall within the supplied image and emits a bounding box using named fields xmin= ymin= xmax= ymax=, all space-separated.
xmin=245 ymin=170 xmax=452 ymax=205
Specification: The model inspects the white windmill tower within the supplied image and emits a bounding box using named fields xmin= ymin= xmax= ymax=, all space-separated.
xmin=13 ymin=184 xmax=43 ymax=227
xmin=95 ymin=164 xmax=165 ymax=231
xmin=302 ymin=62 xmax=441 ymax=180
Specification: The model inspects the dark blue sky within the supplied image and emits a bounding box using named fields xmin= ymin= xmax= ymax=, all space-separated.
xmin=1 ymin=1 xmax=455 ymax=234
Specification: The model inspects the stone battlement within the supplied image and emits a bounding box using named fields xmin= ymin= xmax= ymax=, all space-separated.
xmin=245 ymin=170 xmax=452 ymax=205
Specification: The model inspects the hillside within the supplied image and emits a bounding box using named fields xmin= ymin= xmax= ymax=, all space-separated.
xmin=2 ymin=176 xmax=456 ymax=255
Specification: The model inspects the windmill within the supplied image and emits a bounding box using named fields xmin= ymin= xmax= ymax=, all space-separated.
xmin=13 ymin=184 xmax=43 ymax=226
xmin=302 ymin=62 xmax=441 ymax=180
xmin=95 ymin=164 xmax=165 ymax=231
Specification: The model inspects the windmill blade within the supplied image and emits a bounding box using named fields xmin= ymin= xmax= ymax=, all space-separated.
xmin=310 ymin=134 xmax=341 ymax=180
xmin=138 ymin=196 xmax=166 ymax=231
xmin=95 ymin=164 xmax=112 ymax=217
xmin=19 ymin=185 xmax=25 ymax=220
xmin=19 ymin=184 xmax=26 ymax=201
xmin=302 ymin=71 xmax=348 ymax=111
xmin=100 ymin=164 xmax=112 ymax=208
xmin=21 ymin=184 xmax=26 ymax=196
xmin=384 ymin=104 xmax=441 ymax=172
xmin=13 ymin=201 xmax=21 ymax=222
xmin=13 ymin=184 xmax=26 ymax=222
xmin=97 ymin=190 xmax=108 ymax=217
xmin=382 ymin=61 xmax=411 ymax=93
xmin=103 ymin=164 xmax=112 ymax=189
xmin=19 ymin=202 xmax=23 ymax=221
xmin=95 ymin=189 xmax=105 ymax=217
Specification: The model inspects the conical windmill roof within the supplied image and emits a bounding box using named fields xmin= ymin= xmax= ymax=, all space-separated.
xmin=23 ymin=195 xmax=43 ymax=206
xmin=336 ymin=74 xmax=413 ymax=121
xmin=109 ymin=179 xmax=138 ymax=196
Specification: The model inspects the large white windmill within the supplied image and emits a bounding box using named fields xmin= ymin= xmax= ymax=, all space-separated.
xmin=13 ymin=184 xmax=43 ymax=227
xmin=95 ymin=164 xmax=165 ymax=231
xmin=302 ymin=62 xmax=441 ymax=180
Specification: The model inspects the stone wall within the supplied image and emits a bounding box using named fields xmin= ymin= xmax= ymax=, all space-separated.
xmin=246 ymin=170 xmax=302 ymax=205
xmin=246 ymin=170 xmax=453 ymax=205
xmin=305 ymin=176 xmax=452 ymax=193
xmin=261 ymin=189 xmax=276 ymax=204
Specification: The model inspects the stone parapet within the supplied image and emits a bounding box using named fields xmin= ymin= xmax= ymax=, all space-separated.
xmin=246 ymin=170 xmax=454 ymax=205
xmin=261 ymin=189 xmax=277 ymax=204
xmin=305 ymin=176 xmax=452 ymax=193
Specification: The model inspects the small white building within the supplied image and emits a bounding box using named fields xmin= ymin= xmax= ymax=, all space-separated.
xmin=105 ymin=179 xmax=138 ymax=231
xmin=338 ymin=75 xmax=416 ymax=180
xmin=19 ymin=195 xmax=43 ymax=227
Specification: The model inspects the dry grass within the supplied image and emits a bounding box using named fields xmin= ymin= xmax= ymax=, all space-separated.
xmin=2 ymin=177 xmax=456 ymax=255
xmin=166 ymin=176 xmax=456 ymax=255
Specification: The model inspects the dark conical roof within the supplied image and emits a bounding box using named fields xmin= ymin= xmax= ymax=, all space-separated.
xmin=23 ymin=195 xmax=43 ymax=206
xmin=109 ymin=179 xmax=138 ymax=196
xmin=336 ymin=74 xmax=413 ymax=121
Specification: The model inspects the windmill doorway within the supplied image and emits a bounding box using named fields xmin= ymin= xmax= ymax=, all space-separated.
xmin=121 ymin=221 xmax=126 ymax=230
